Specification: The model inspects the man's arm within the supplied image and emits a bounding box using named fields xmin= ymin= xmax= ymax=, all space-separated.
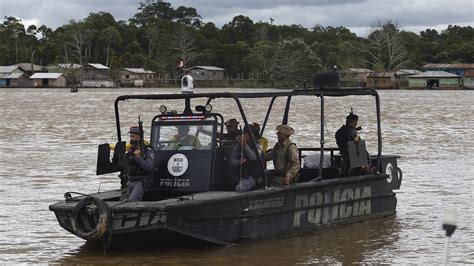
xmin=193 ymin=136 xmax=202 ymax=148
xmin=262 ymin=143 xmax=277 ymax=161
xmin=133 ymin=147 xmax=154 ymax=173
xmin=285 ymin=144 xmax=300 ymax=184
xmin=243 ymin=145 xmax=257 ymax=162
xmin=229 ymin=144 xmax=242 ymax=167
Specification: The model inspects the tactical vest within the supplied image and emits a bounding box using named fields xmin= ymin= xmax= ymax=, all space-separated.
xmin=272 ymin=142 xmax=296 ymax=176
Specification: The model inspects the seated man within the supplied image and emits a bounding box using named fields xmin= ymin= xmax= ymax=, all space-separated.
xmin=124 ymin=126 xmax=154 ymax=201
xmin=231 ymin=125 xmax=262 ymax=192
xmin=263 ymin=125 xmax=300 ymax=186
xmin=197 ymin=118 xmax=241 ymax=142
xmin=170 ymin=125 xmax=201 ymax=149
xmin=222 ymin=118 xmax=241 ymax=141
xmin=251 ymin=122 xmax=268 ymax=159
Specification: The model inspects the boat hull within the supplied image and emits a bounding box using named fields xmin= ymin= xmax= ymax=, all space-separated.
xmin=49 ymin=174 xmax=397 ymax=248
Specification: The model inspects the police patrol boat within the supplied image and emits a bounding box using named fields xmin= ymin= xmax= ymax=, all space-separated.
xmin=49 ymin=74 xmax=402 ymax=249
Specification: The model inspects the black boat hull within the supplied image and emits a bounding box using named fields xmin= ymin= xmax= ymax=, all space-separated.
xmin=49 ymin=174 xmax=396 ymax=248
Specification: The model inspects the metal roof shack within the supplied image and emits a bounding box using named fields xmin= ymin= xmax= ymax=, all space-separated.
xmin=340 ymin=68 xmax=373 ymax=86
xmin=0 ymin=72 xmax=30 ymax=87
xmin=408 ymin=71 xmax=462 ymax=90
xmin=366 ymin=72 xmax=398 ymax=89
xmin=83 ymin=63 xmax=113 ymax=87
xmin=410 ymin=71 xmax=461 ymax=78
xmin=186 ymin=66 xmax=225 ymax=80
xmin=0 ymin=65 xmax=22 ymax=74
xmin=30 ymin=73 xmax=66 ymax=88
xmin=464 ymin=70 xmax=474 ymax=89
xmin=119 ymin=68 xmax=156 ymax=87
xmin=394 ymin=69 xmax=423 ymax=88
xmin=13 ymin=63 xmax=43 ymax=76
xmin=423 ymin=63 xmax=474 ymax=77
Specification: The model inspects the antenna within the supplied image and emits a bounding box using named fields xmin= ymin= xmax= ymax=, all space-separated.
xmin=442 ymin=208 xmax=458 ymax=265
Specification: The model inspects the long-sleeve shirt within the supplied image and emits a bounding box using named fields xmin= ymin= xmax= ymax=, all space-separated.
xmin=264 ymin=139 xmax=300 ymax=179
xmin=127 ymin=146 xmax=154 ymax=181
xmin=335 ymin=125 xmax=358 ymax=154
xmin=230 ymin=143 xmax=261 ymax=178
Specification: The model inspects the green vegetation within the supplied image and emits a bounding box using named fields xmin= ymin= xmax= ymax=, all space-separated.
xmin=0 ymin=1 xmax=472 ymax=86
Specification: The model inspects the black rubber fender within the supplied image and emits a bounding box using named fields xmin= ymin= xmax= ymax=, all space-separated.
xmin=71 ymin=197 xmax=111 ymax=240
xmin=397 ymin=167 xmax=403 ymax=186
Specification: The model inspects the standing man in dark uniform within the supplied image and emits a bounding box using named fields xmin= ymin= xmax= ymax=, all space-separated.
xmin=335 ymin=112 xmax=360 ymax=155
xmin=124 ymin=126 xmax=154 ymax=201
xmin=335 ymin=112 xmax=369 ymax=176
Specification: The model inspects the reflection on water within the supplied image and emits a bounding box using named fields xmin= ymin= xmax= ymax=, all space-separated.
xmin=0 ymin=88 xmax=473 ymax=263
xmin=56 ymin=217 xmax=400 ymax=265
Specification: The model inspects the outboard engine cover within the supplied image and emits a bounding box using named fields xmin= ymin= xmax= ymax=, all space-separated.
xmin=181 ymin=75 xmax=194 ymax=93
xmin=313 ymin=72 xmax=340 ymax=89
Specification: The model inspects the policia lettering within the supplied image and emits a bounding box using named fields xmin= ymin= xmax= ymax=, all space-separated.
xmin=293 ymin=186 xmax=371 ymax=227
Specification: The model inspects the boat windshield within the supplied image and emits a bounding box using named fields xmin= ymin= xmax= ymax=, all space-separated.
xmin=151 ymin=123 xmax=214 ymax=151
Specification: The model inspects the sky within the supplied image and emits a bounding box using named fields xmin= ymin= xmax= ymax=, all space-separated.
xmin=0 ymin=0 xmax=473 ymax=36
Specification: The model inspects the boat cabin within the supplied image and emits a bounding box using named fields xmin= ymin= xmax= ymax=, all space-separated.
xmin=97 ymin=86 xmax=402 ymax=201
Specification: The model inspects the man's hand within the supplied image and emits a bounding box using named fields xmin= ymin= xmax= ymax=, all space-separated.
xmin=240 ymin=158 xmax=247 ymax=164
xmin=133 ymin=146 xmax=141 ymax=158
xmin=354 ymin=134 xmax=360 ymax=142
xmin=283 ymin=175 xmax=290 ymax=185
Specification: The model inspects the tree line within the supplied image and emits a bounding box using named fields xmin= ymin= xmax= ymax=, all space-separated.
xmin=0 ymin=0 xmax=473 ymax=85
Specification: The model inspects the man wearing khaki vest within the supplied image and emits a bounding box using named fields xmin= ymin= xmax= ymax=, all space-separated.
xmin=264 ymin=125 xmax=300 ymax=186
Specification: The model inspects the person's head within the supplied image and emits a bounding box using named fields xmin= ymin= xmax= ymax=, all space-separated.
xmin=251 ymin=122 xmax=261 ymax=138
xmin=243 ymin=124 xmax=259 ymax=142
xmin=241 ymin=131 xmax=252 ymax=143
xmin=345 ymin=113 xmax=358 ymax=128
xmin=225 ymin=118 xmax=239 ymax=133
xmin=276 ymin=124 xmax=294 ymax=143
xmin=128 ymin=126 xmax=141 ymax=142
xmin=176 ymin=125 xmax=190 ymax=136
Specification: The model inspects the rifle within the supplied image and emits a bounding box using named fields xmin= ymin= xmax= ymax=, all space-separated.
xmin=138 ymin=116 xmax=145 ymax=158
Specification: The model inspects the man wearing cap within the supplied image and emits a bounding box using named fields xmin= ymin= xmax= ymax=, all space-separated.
xmin=197 ymin=118 xmax=241 ymax=141
xmin=123 ymin=126 xmax=154 ymax=201
xmin=223 ymin=118 xmax=241 ymax=140
xmin=335 ymin=112 xmax=360 ymax=155
xmin=335 ymin=112 xmax=372 ymax=175
xmin=263 ymin=125 xmax=300 ymax=186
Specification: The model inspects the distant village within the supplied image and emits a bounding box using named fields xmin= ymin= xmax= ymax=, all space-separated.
xmin=0 ymin=62 xmax=473 ymax=90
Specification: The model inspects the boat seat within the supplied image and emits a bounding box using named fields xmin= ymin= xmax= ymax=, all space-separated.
xmin=298 ymin=153 xmax=336 ymax=182
xmin=302 ymin=153 xmax=331 ymax=169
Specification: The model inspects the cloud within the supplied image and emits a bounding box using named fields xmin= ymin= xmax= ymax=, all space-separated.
xmin=0 ymin=0 xmax=472 ymax=36
xmin=0 ymin=0 xmax=137 ymax=28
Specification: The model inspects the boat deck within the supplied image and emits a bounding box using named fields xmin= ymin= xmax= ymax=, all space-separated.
xmin=51 ymin=174 xmax=387 ymax=212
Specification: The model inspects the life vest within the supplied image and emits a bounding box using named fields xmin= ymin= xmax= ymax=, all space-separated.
xmin=109 ymin=140 xmax=150 ymax=151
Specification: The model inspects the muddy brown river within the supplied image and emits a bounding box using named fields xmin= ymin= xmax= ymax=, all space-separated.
xmin=0 ymin=88 xmax=473 ymax=264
